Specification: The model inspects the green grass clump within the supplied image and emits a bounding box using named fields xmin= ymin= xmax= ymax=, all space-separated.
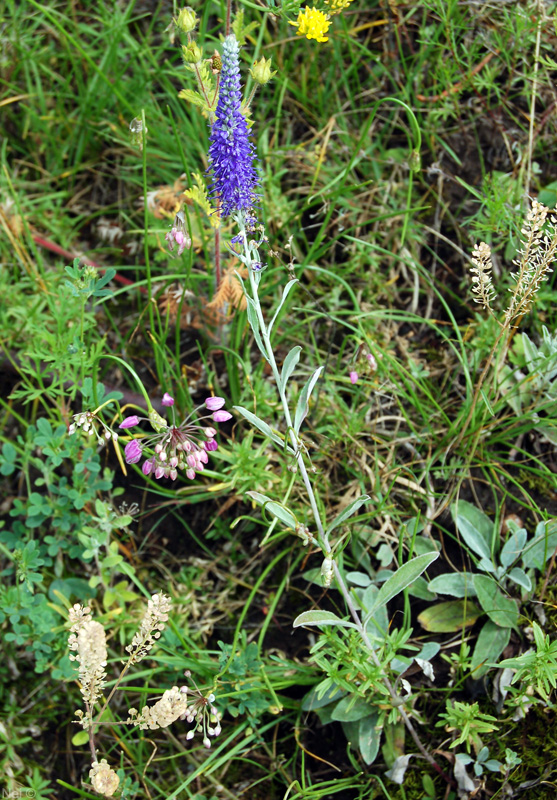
xmin=2 ymin=1 xmax=557 ymax=798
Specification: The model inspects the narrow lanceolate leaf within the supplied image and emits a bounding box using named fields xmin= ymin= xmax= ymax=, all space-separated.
xmin=245 ymin=296 xmax=268 ymax=360
xmin=279 ymin=346 xmax=302 ymax=393
xmin=294 ymin=366 xmax=324 ymax=433
xmin=234 ymin=406 xmax=295 ymax=453
xmin=325 ymin=495 xmax=371 ymax=537
xmin=365 ymin=552 xmax=439 ymax=618
xmin=269 ymin=279 xmax=299 ymax=335
xmin=293 ymin=610 xmax=358 ymax=629
xmin=246 ymin=490 xmax=297 ymax=530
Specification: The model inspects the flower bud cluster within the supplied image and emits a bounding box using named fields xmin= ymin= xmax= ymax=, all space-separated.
xmin=182 ymin=41 xmax=202 ymax=64
xmin=249 ymin=56 xmax=276 ymax=85
xmin=120 ymin=395 xmax=232 ymax=482
xmin=176 ymin=6 xmax=198 ymax=33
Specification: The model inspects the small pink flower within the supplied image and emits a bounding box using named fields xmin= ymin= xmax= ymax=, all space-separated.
xmin=162 ymin=392 xmax=175 ymax=407
xmin=142 ymin=458 xmax=154 ymax=475
xmin=205 ymin=396 xmax=225 ymax=411
xmin=124 ymin=439 xmax=143 ymax=464
xmin=212 ymin=409 xmax=232 ymax=422
xmin=349 ymin=371 xmax=358 ymax=384
xmin=205 ymin=439 xmax=218 ymax=452
xmin=119 ymin=415 xmax=140 ymax=429
xmin=366 ymin=353 xmax=377 ymax=371
xmin=165 ymin=212 xmax=190 ymax=257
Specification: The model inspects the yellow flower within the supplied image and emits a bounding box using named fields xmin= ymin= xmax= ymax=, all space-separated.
xmin=324 ymin=0 xmax=354 ymax=14
xmin=289 ymin=6 xmax=331 ymax=43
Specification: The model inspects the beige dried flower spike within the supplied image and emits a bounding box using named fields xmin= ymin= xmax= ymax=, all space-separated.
xmin=469 ymin=241 xmax=497 ymax=312
xmin=127 ymin=685 xmax=189 ymax=729
xmin=504 ymin=199 xmax=556 ymax=325
xmin=68 ymin=604 xmax=107 ymax=711
xmin=126 ymin=592 xmax=172 ymax=664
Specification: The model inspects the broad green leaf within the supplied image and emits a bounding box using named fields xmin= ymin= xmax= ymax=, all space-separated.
xmin=331 ymin=696 xmax=372 ymax=722
xmin=418 ymin=600 xmax=481 ymax=632
xmin=500 ymin=527 xmax=527 ymax=568
xmin=279 ymin=346 xmax=302 ymax=393
xmin=417 ymin=642 xmax=441 ymax=662
xmin=366 ymin=552 xmax=439 ymax=617
xmin=247 ymin=491 xmax=297 ymax=529
xmin=302 ymin=683 xmax=344 ymax=711
xmin=428 ymin=572 xmax=477 ymax=598
xmin=293 ymin=366 xmax=324 ymax=433
xmin=269 ymin=279 xmax=298 ymax=335
xmin=507 ymin=567 xmax=532 ymax=592
xmin=408 ymin=575 xmax=434 ymax=601
xmin=293 ymin=610 xmax=358 ymax=629
xmin=72 ymin=730 xmax=90 ymax=746
xmin=471 ymin=620 xmax=511 ymax=679
xmin=522 ymin=520 xmax=557 ymax=569
xmin=102 ymin=554 xmax=123 ymax=569
xmin=234 ymin=406 xmax=294 ymax=453
xmin=451 ymin=500 xmax=494 ymax=561
xmin=360 ymin=585 xmax=388 ymax=638
xmin=346 ymin=571 xmax=372 ymax=587
xmin=473 ymin=575 xmax=519 ymax=631
xmin=325 ymin=495 xmax=371 ymax=536
xmin=358 ymin=713 xmax=382 ymax=765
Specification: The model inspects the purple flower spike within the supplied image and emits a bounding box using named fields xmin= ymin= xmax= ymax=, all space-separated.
xmin=205 ymin=396 xmax=225 ymax=411
xmin=212 ymin=409 xmax=232 ymax=422
xmin=119 ymin=415 xmax=140 ymax=429
xmin=162 ymin=392 xmax=175 ymax=407
xmin=125 ymin=439 xmax=143 ymax=464
xmin=208 ymin=34 xmax=259 ymax=218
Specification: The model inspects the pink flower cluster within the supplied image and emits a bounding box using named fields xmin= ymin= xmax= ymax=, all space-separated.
xmin=165 ymin=211 xmax=191 ymax=257
xmin=119 ymin=396 xmax=231 ymax=481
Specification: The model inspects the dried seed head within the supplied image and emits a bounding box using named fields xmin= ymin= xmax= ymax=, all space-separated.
xmin=128 ymin=686 xmax=189 ymax=730
xmin=89 ymin=759 xmax=120 ymax=797
xmin=126 ymin=592 xmax=172 ymax=664
xmin=505 ymin=199 xmax=556 ymax=324
xmin=68 ymin=606 xmax=107 ymax=708
xmin=469 ymin=241 xmax=497 ymax=311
